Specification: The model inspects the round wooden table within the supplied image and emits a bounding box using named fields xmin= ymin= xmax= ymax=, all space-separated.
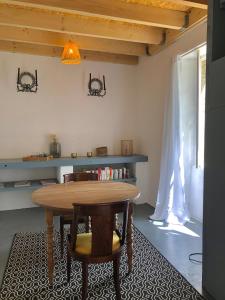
xmin=32 ymin=181 xmax=140 ymax=285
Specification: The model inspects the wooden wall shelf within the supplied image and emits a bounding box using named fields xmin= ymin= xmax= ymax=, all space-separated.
xmin=0 ymin=155 xmax=148 ymax=169
xmin=0 ymin=155 xmax=147 ymax=193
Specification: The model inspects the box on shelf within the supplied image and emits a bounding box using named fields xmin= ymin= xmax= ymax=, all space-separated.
xmin=57 ymin=166 xmax=73 ymax=183
xmin=96 ymin=146 xmax=108 ymax=156
xmin=14 ymin=180 xmax=31 ymax=188
xmin=22 ymin=155 xmax=53 ymax=161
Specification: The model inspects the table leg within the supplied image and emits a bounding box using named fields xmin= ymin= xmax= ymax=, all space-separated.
xmin=127 ymin=202 xmax=133 ymax=274
xmin=45 ymin=209 xmax=54 ymax=286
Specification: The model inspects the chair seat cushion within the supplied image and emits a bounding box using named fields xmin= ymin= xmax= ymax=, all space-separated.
xmin=75 ymin=231 xmax=121 ymax=255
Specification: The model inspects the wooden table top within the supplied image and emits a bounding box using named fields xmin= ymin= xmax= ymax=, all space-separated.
xmin=32 ymin=181 xmax=140 ymax=210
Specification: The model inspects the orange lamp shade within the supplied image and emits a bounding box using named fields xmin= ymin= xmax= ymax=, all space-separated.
xmin=61 ymin=42 xmax=81 ymax=64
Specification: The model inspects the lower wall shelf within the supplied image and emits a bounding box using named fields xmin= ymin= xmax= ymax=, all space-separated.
xmin=0 ymin=177 xmax=137 ymax=192
xmin=0 ymin=179 xmax=58 ymax=192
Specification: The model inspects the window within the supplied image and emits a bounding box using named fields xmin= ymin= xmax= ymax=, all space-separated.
xmin=197 ymin=45 xmax=206 ymax=168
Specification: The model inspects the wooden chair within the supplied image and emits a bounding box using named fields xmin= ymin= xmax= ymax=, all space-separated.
xmin=67 ymin=201 xmax=129 ymax=300
xmin=60 ymin=172 xmax=98 ymax=258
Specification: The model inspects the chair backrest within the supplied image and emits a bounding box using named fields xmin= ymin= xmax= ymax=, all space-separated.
xmin=63 ymin=172 xmax=98 ymax=183
xmin=71 ymin=201 xmax=129 ymax=257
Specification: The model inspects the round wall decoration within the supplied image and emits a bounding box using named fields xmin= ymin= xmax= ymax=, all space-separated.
xmin=88 ymin=73 xmax=106 ymax=97
xmin=19 ymin=72 xmax=36 ymax=89
xmin=88 ymin=78 xmax=103 ymax=95
xmin=17 ymin=68 xmax=38 ymax=93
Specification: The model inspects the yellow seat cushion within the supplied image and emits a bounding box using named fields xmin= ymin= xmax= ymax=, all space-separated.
xmin=74 ymin=231 xmax=121 ymax=255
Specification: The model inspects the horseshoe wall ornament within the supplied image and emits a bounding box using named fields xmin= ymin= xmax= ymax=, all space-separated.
xmin=17 ymin=68 xmax=38 ymax=93
xmin=88 ymin=73 xmax=106 ymax=97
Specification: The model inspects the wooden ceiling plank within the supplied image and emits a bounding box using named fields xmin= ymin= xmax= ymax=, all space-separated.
xmin=0 ymin=40 xmax=139 ymax=65
xmin=0 ymin=40 xmax=61 ymax=57
xmin=81 ymin=50 xmax=139 ymax=65
xmin=148 ymin=8 xmax=207 ymax=55
xmin=0 ymin=3 xmax=163 ymax=44
xmin=165 ymin=0 xmax=207 ymax=10
xmin=0 ymin=25 xmax=147 ymax=56
xmin=188 ymin=6 xmax=208 ymax=24
xmin=2 ymin=0 xmax=186 ymax=29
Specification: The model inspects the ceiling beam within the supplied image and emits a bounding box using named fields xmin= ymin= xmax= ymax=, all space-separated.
xmin=1 ymin=0 xmax=186 ymax=29
xmin=148 ymin=8 xmax=207 ymax=55
xmin=0 ymin=25 xmax=147 ymax=56
xmin=0 ymin=40 xmax=139 ymax=64
xmin=0 ymin=3 xmax=163 ymax=44
xmin=165 ymin=0 xmax=207 ymax=10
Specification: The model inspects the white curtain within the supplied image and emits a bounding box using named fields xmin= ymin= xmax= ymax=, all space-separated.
xmin=150 ymin=53 xmax=199 ymax=225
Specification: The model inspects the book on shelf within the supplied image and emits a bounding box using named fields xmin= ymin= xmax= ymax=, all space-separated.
xmin=14 ymin=180 xmax=31 ymax=188
xmin=97 ymin=167 xmax=129 ymax=181
xmin=40 ymin=179 xmax=57 ymax=186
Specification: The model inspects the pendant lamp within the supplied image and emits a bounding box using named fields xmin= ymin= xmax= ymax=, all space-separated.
xmin=61 ymin=41 xmax=81 ymax=64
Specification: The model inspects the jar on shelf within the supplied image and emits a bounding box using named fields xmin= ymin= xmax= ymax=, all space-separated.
xmin=121 ymin=140 xmax=133 ymax=156
xmin=49 ymin=135 xmax=61 ymax=158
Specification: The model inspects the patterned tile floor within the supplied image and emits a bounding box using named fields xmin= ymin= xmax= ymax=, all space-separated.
xmin=0 ymin=204 xmax=203 ymax=295
xmin=0 ymin=228 xmax=203 ymax=300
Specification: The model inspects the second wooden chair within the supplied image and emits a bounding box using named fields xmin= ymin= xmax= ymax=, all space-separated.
xmin=60 ymin=172 xmax=98 ymax=258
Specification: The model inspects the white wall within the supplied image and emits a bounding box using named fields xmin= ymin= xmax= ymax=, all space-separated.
xmin=135 ymin=22 xmax=207 ymax=222
xmin=0 ymin=52 xmax=138 ymax=210
xmin=0 ymin=52 xmax=137 ymax=158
